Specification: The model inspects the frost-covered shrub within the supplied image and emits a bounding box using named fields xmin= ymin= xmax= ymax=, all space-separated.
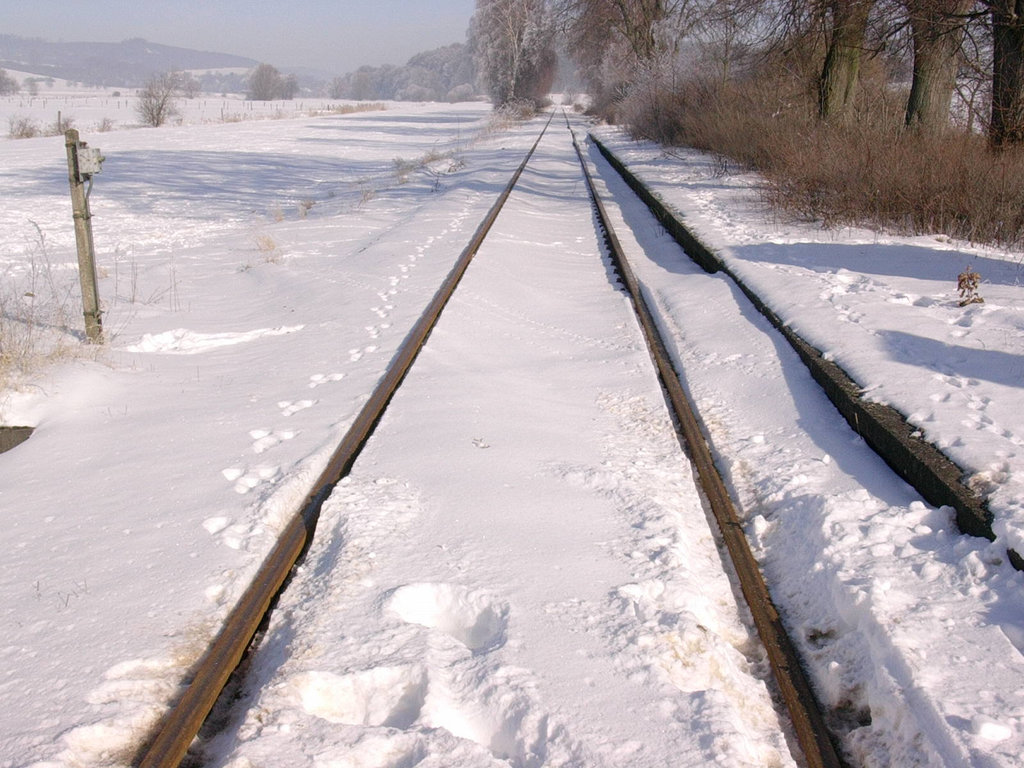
xmin=446 ymin=84 xmax=477 ymax=102
xmin=7 ymin=116 xmax=40 ymax=139
xmin=0 ymin=68 xmax=18 ymax=95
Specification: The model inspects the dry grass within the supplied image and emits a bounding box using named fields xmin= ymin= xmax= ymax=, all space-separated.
xmin=7 ymin=114 xmax=77 ymax=139
xmin=0 ymin=224 xmax=79 ymax=389
xmin=253 ymin=233 xmax=281 ymax=263
xmin=622 ymin=70 xmax=1024 ymax=249
xmin=318 ymin=102 xmax=386 ymax=116
xmin=392 ymin=147 xmax=463 ymax=187
xmin=7 ymin=115 xmax=40 ymax=139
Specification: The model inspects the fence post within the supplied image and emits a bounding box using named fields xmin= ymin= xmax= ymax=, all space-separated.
xmin=64 ymin=128 xmax=103 ymax=343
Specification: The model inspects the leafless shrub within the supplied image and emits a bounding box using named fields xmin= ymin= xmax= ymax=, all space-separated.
xmin=497 ymin=99 xmax=537 ymax=121
xmin=358 ymin=184 xmax=377 ymax=207
xmin=50 ymin=114 xmax=75 ymax=135
xmin=624 ymin=65 xmax=1024 ymax=249
xmin=254 ymin=233 xmax=282 ymax=263
xmin=7 ymin=116 xmax=40 ymax=139
xmin=392 ymin=148 xmax=460 ymax=187
xmin=136 ymin=72 xmax=181 ymax=127
xmin=0 ymin=223 xmax=78 ymax=389
xmin=393 ymin=157 xmax=419 ymax=184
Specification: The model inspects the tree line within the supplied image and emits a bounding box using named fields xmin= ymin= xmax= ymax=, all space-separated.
xmin=470 ymin=0 xmax=1024 ymax=245
xmin=470 ymin=0 xmax=1024 ymax=148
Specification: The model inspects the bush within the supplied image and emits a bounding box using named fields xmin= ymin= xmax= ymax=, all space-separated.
xmin=0 ymin=68 xmax=18 ymax=95
xmin=620 ymin=67 xmax=1024 ymax=248
xmin=51 ymin=114 xmax=74 ymax=135
xmin=0 ymin=224 xmax=76 ymax=389
xmin=136 ymin=72 xmax=180 ymax=127
xmin=497 ymin=100 xmax=537 ymax=121
xmin=8 ymin=116 xmax=40 ymax=139
xmin=446 ymin=83 xmax=477 ymax=102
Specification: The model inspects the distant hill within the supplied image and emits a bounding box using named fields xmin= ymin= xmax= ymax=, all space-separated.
xmin=0 ymin=35 xmax=259 ymax=88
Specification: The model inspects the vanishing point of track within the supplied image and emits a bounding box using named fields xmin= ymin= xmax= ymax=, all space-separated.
xmin=136 ymin=111 xmax=850 ymax=768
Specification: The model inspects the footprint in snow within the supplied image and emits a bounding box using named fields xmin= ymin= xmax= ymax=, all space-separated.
xmin=249 ymin=428 xmax=297 ymax=453
xmin=222 ymin=464 xmax=281 ymax=494
xmin=278 ymin=399 xmax=316 ymax=416
xmin=348 ymin=346 xmax=378 ymax=362
xmin=291 ymin=666 xmax=428 ymax=728
xmin=308 ymin=372 xmax=345 ymax=389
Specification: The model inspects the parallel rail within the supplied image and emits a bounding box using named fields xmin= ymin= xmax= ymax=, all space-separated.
xmin=133 ymin=112 xmax=554 ymax=768
xmin=568 ymin=116 xmax=846 ymax=768
xmin=135 ymin=111 xmax=860 ymax=768
xmin=587 ymin=134 xmax=1022 ymax=571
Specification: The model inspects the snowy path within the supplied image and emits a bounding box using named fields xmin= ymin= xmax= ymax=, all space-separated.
xmin=202 ymin=121 xmax=795 ymax=767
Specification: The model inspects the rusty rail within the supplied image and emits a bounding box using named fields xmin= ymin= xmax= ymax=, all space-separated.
xmin=567 ymin=114 xmax=846 ymax=768
xmin=134 ymin=111 xmax=554 ymax=768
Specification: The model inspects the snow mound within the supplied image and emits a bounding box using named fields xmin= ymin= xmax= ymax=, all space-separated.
xmin=123 ymin=325 xmax=304 ymax=354
xmin=291 ymin=666 xmax=428 ymax=728
xmin=386 ymin=583 xmax=509 ymax=653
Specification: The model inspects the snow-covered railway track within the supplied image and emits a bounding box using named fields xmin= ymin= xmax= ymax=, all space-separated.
xmin=567 ymin=119 xmax=844 ymax=768
xmin=134 ymin=112 xmax=985 ymax=768
xmin=587 ymin=135 xmax=1009 ymax=568
xmin=134 ymin=117 xmax=557 ymax=768
xmin=574 ymin=124 xmax=1024 ymax=767
xmin=135 ymin=111 xmax=845 ymax=768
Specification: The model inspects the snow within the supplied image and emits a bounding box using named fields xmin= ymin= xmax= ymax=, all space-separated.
xmin=0 ymin=88 xmax=1021 ymax=768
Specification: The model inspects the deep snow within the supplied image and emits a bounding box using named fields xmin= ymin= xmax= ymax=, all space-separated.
xmin=0 ymin=85 xmax=1021 ymax=768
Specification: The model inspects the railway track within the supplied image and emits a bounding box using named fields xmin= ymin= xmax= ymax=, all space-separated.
xmin=130 ymin=111 xmax=1004 ymax=767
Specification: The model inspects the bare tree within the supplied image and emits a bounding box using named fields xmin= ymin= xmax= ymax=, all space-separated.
xmin=472 ymin=0 xmax=557 ymax=106
xmin=688 ymin=0 xmax=768 ymax=84
xmin=819 ymin=0 xmax=876 ymax=118
xmin=0 ymin=68 xmax=19 ymax=95
xmin=136 ymin=71 xmax=181 ymax=127
xmin=986 ymin=0 xmax=1024 ymax=145
xmin=281 ymin=73 xmax=300 ymax=100
xmin=248 ymin=63 xmax=284 ymax=101
xmin=178 ymin=72 xmax=201 ymax=99
xmin=902 ymin=0 xmax=974 ymax=129
xmin=558 ymin=0 xmax=684 ymax=114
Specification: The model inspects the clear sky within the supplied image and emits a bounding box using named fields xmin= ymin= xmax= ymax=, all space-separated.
xmin=0 ymin=0 xmax=478 ymax=75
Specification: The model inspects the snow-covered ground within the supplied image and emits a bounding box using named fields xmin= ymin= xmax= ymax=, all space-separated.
xmin=0 ymin=90 xmax=1021 ymax=768
xmin=1 ymin=70 xmax=356 ymax=135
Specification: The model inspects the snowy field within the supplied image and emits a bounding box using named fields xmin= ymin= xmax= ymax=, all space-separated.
xmin=1 ymin=69 xmax=359 ymax=136
xmin=0 ymin=86 xmax=1021 ymax=768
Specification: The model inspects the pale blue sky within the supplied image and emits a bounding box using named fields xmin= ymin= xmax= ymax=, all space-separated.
xmin=0 ymin=0 xmax=478 ymax=74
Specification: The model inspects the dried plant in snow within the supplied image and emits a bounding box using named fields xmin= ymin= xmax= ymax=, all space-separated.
xmin=957 ymin=265 xmax=984 ymax=306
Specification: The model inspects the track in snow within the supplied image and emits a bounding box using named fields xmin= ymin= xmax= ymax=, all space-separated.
xmin=131 ymin=111 xmax=891 ymax=768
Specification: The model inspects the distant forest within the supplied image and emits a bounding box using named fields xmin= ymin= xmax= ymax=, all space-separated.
xmin=328 ymin=44 xmax=479 ymax=102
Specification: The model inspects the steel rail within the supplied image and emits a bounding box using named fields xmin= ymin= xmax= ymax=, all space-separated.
xmin=586 ymin=134 xmax=1018 ymax=571
xmin=134 ymin=110 xmax=555 ymax=768
xmin=566 ymin=114 xmax=846 ymax=768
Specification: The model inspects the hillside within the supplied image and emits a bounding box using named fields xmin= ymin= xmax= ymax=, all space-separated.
xmin=0 ymin=34 xmax=258 ymax=88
